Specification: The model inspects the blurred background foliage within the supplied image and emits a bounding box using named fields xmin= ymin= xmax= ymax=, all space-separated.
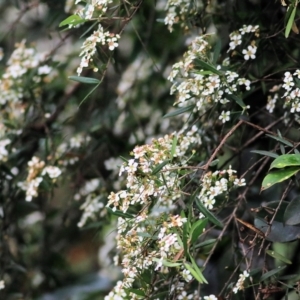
xmin=1 ymin=0 xmax=300 ymax=300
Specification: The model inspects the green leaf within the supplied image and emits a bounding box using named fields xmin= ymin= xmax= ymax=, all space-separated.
xmin=261 ymin=167 xmax=300 ymax=191
xmin=59 ymin=15 xmax=85 ymax=27
xmin=171 ymin=135 xmax=178 ymax=159
xmin=194 ymin=59 xmax=223 ymax=75
xmin=194 ymin=238 xmax=217 ymax=249
xmin=151 ymin=160 xmax=170 ymax=175
xmin=184 ymin=262 xmax=208 ymax=284
xmin=189 ymin=255 xmax=208 ymax=284
xmin=152 ymin=258 xmax=181 ymax=267
xmin=284 ymin=197 xmax=300 ymax=225
xmin=209 ymin=159 xmax=219 ymax=166
xmin=189 ymin=219 xmax=208 ymax=244
xmin=196 ymin=199 xmax=224 ymax=228
xmin=68 ymin=76 xmax=101 ymax=85
xmin=213 ymin=39 xmax=222 ymax=64
xmin=226 ymin=94 xmax=246 ymax=109
xmin=285 ymin=5 xmax=297 ymax=38
xmin=106 ymin=207 xmax=134 ymax=219
xmin=260 ymin=266 xmax=286 ymax=281
xmin=265 ymin=134 xmax=293 ymax=147
xmin=269 ymin=154 xmax=300 ymax=170
xmin=127 ymin=289 xmax=145 ymax=297
xmin=163 ymin=105 xmax=194 ymax=118
xmin=182 ymin=212 xmax=189 ymax=256
xmin=266 ymin=250 xmax=292 ymax=264
xmin=251 ymin=150 xmax=279 ymax=159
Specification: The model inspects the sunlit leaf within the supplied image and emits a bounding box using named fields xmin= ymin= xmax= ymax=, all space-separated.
xmin=270 ymin=154 xmax=300 ymax=170
xmin=261 ymin=167 xmax=300 ymax=191
xmin=285 ymin=5 xmax=297 ymax=38
xmin=69 ymin=76 xmax=101 ymax=84
xmin=59 ymin=15 xmax=85 ymax=27
xmin=190 ymin=218 xmax=208 ymax=244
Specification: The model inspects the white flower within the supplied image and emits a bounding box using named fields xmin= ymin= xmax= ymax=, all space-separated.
xmin=294 ymin=69 xmax=300 ymax=79
xmin=42 ymin=166 xmax=62 ymax=179
xmin=291 ymin=101 xmax=300 ymax=113
xmin=219 ymin=111 xmax=230 ymax=123
xmin=234 ymin=178 xmax=246 ymax=186
xmin=0 ymin=139 xmax=11 ymax=162
xmin=242 ymin=45 xmax=257 ymax=60
xmin=0 ymin=280 xmax=4 ymax=290
xmin=38 ymin=65 xmax=52 ymax=75
xmin=204 ymin=295 xmax=218 ymax=300
xmin=107 ymin=36 xmax=119 ymax=51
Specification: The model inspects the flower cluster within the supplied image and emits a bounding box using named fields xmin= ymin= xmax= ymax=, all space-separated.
xmin=233 ymin=270 xmax=250 ymax=293
xmin=74 ymin=178 xmax=104 ymax=227
xmin=77 ymin=24 xmax=120 ymax=75
xmin=282 ymin=70 xmax=300 ymax=113
xmin=199 ymin=167 xmax=246 ymax=211
xmin=164 ymin=0 xmax=198 ymax=32
xmin=105 ymin=127 xmax=203 ymax=297
xmin=18 ymin=156 xmax=61 ymax=202
xmin=168 ymin=35 xmax=251 ymax=118
xmin=56 ymin=133 xmax=91 ymax=166
xmin=0 ymin=40 xmax=51 ymax=106
xmin=108 ymin=126 xmax=201 ymax=213
xmin=228 ymin=25 xmax=259 ymax=61
xmin=74 ymin=0 xmax=113 ymax=20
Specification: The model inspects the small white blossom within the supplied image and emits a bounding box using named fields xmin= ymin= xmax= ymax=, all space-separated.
xmin=219 ymin=111 xmax=230 ymax=123
xmin=242 ymin=45 xmax=257 ymax=60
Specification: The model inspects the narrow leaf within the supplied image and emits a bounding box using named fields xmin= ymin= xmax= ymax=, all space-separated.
xmin=152 ymin=258 xmax=181 ymax=267
xmin=69 ymin=76 xmax=100 ymax=85
xmin=163 ymin=105 xmax=194 ymax=118
xmin=190 ymin=255 xmax=208 ymax=284
xmin=285 ymin=5 xmax=297 ymax=38
xmin=184 ymin=262 xmax=207 ymax=284
xmin=260 ymin=266 xmax=286 ymax=281
xmin=266 ymin=250 xmax=292 ymax=264
xmin=106 ymin=207 xmax=134 ymax=219
xmin=266 ymin=134 xmax=293 ymax=147
xmin=151 ymin=160 xmax=170 ymax=175
xmin=196 ymin=199 xmax=223 ymax=228
xmin=227 ymin=94 xmax=246 ymax=109
xmin=251 ymin=150 xmax=279 ymax=159
xmin=194 ymin=59 xmax=223 ymax=75
xmin=171 ymin=135 xmax=178 ymax=159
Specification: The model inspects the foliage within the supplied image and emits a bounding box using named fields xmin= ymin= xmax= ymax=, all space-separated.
xmin=1 ymin=0 xmax=300 ymax=300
